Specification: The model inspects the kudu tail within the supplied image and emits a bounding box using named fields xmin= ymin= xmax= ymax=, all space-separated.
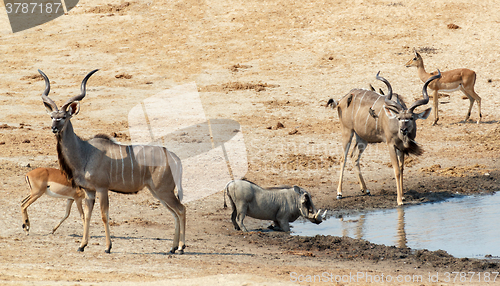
xmin=326 ymin=98 xmax=338 ymax=109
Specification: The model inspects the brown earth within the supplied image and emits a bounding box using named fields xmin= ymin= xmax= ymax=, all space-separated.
xmin=1 ymin=0 xmax=500 ymax=284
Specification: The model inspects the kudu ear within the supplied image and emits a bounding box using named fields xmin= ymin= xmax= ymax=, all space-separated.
xmin=415 ymin=108 xmax=432 ymax=120
xmin=68 ymin=102 xmax=80 ymax=116
xmin=44 ymin=102 xmax=55 ymax=114
xmin=383 ymin=105 xmax=398 ymax=119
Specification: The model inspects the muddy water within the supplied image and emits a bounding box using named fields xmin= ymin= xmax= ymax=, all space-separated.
xmin=292 ymin=193 xmax=500 ymax=258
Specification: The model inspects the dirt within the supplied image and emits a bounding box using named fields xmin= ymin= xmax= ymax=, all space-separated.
xmin=1 ymin=0 xmax=500 ymax=284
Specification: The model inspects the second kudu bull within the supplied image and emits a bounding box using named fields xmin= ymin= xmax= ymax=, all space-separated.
xmin=39 ymin=69 xmax=186 ymax=254
xmin=327 ymin=71 xmax=441 ymax=205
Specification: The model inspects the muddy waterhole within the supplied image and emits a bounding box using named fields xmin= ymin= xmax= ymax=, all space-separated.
xmin=292 ymin=192 xmax=500 ymax=259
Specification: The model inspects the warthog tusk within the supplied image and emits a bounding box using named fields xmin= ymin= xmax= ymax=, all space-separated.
xmin=314 ymin=209 xmax=322 ymax=219
xmin=321 ymin=209 xmax=327 ymax=220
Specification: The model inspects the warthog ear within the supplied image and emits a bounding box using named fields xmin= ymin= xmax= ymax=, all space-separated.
xmin=293 ymin=186 xmax=302 ymax=194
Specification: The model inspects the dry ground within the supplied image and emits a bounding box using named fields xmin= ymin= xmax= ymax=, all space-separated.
xmin=1 ymin=0 xmax=500 ymax=284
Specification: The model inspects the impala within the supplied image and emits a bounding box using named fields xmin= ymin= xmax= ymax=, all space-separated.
xmin=327 ymin=71 xmax=441 ymax=205
xmin=39 ymin=69 xmax=186 ymax=254
xmin=22 ymin=167 xmax=85 ymax=235
xmin=406 ymin=50 xmax=481 ymax=125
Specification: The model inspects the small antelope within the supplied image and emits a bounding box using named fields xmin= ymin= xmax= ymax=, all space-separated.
xmin=327 ymin=71 xmax=441 ymax=205
xmin=406 ymin=50 xmax=481 ymax=125
xmin=39 ymin=69 xmax=186 ymax=254
xmin=22 ymin=167 xmax=85 ymax=235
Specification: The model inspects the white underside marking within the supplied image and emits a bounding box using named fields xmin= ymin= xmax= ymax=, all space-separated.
xmin=119 ymin=147 xmax=125 ymax=186
xmin=110 ymin=148 xmax=113 ymax=183
xmin=46 ymin=184 xmax=72 ymax=199
xmin=143 ymin=146 xmax=146 ymax=184
xmin=355 ymin=90 xmax=368 ymax=124
xmin=376 ymin=106 xmax=384 ymax=130
xmin=365 ymin=95 xmax=382 ymax=133
xmin=438 ymin=85 xmax=462 ymax=93
xmin=128 ymin=145 xmax=134 ymax=186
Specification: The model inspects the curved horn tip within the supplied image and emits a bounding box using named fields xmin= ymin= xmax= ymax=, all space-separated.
xmin=84 ymin=69 xmax=99 ymax=79
xmin=38 ymin=69 xmax=48 ymax=78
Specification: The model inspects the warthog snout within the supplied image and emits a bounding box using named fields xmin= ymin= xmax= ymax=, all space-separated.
xmin=306 ymin=209 xmax=327 ymax=224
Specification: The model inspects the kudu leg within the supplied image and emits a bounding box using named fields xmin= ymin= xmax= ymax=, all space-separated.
xmin=51 ymin=199 xmax=74 ymax=234
xmin=163 ymin=203 xmax=186 ymax=254
xmin=336 ymin=130 xmax=354 ymax=199
xmin=388 ymin=146 xmax=404 ymax=206
xmin=397 ymin=149 xmax=405 ymax=200
xmin=153 ymin=188 xmax=186 ymax=254
xmin=98 ymin=190 xmax=112 ymax=254
xmin=351 ymin=136 xmax=369 ymax=195
xmin=78 ymin=190 xmax=96 ymax=252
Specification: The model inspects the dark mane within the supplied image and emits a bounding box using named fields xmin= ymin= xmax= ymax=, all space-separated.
xmin=93 ymin=133 xmax=114 ymax=140
xmin=56 ymin=139 xmax=76 ymax=188
xmin=403 ymin=141 xmax=424 ymax=156
xmin=110 ymin=189 xmax=140 ymax=195
xmin=393 ymin=93 xmax=408 ymax=110
xmin=241 ymin=178 xmax=291 ymax=190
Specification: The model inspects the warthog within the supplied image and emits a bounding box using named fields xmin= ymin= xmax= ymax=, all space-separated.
xmin=224 ymin=180 xmax=326 ymax=232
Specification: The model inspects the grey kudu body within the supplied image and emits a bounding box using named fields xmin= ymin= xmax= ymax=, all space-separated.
xmin=327 ymin=72 xmax=441 ymax=205
xmin=39 ymin=69 xmax=186 ymax=254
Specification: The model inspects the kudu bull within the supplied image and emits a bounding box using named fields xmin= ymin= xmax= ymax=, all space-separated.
xmin=39 ymin=69 xmax=186 ymax=254
xmin=327 ymin=71 xmax=441 ymax=205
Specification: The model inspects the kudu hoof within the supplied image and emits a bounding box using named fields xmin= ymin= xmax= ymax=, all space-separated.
xmin=105 ymin=249 xmax=111 ymax=254
xmin=169 ymin=245 xmax=186 ymax=255
xmin=169 ymin=249 xmax=183 ymax=255
xmin=77 ymin=247 xmax=85 ymax=252
xmin=336 ymin=194 xmax=342 ymax=200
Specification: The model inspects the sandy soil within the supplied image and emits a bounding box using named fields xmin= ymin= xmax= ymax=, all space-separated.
xmin=1 ymin=0 xmax=500 ymax=284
